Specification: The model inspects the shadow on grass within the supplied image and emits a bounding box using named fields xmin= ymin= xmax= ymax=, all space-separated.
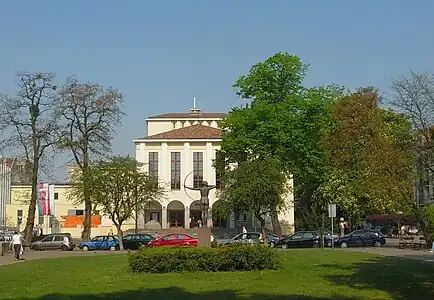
xmin=8 ymin=287 xmax=363 ymax=300
xmin=323 ymin=256 xmax=434 ymax=300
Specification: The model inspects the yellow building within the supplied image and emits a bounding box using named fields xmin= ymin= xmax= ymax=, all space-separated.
xmin=5 ymin=183 xmax=134 ymax=238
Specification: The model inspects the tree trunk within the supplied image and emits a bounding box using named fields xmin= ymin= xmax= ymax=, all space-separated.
xmin=271 ymin=210 xmax=282 ymax=237
xmin=24 ymin=162 xmax=38 ymax=245
xmin=81 ymin=153 xmax=92 ymax=241
xmin=259 ymin=217 xmax=268 ymax=247
xmin=116 ymin=225 xmax=124 ymax=251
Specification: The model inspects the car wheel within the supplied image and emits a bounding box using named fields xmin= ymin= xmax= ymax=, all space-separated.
xmin=282 ymin=244 xmax=288 ymax=249
xmin=269 ymin=242 xmax=275 ymax=248
xmin=82 ymin=245 xmax=89 ymax=251
xmin=61 ymin=245 xmax=68 ymax=251
xmin=109 ymin=246 xmax=116 ymax=251
xmin=327 ymin=241 xmax=332 ymax=247
xmin=374 ymin=241 xmax=382 ymax=248
xmin=31 ymin=245 xmax=39 ymax=251
xmin=340 ymin=242 xmax=348 ymax=249
xmin=313 ymin=243 xmax=320 ymax=248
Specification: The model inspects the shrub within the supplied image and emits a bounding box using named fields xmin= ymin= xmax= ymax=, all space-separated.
xmin=128 ymin=245 xmax=279 ymax=273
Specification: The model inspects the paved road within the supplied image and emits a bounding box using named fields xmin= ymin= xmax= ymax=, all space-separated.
xmin=0 ymin=249 xmax=125 ymax=267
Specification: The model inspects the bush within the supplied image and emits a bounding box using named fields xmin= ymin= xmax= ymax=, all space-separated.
xmin=128 ymin=245 xmax=279 ymax=273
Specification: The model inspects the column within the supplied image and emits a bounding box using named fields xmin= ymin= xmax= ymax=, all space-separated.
xmin=207 ymin=208 xmax=213 ymax=227
xmin=229 ymin=212 xmax=235 ymax=228
xmin=161 ymin=143 xmax=168 ymax=183
xmin=205 ymin=142 xmax=214 ymax=183
xmin=137 ymin=210 xmax=145 ymax=229
xmin=162 ymin=206 xmax=168 ymax=229
xmin=139 ymin=143 xmax=146 ymax=163
xmin=183 ymin=143 xmax=191 ymax=186
xmin=184 ymin=206 xmax=190 ymax=229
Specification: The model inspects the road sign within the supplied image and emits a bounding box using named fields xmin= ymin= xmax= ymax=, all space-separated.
xmin=328 ymin=204 xmax=336 ymax=218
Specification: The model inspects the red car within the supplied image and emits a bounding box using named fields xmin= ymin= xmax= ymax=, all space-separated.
xmin=147 ymin=233 xmax=198 ymax=247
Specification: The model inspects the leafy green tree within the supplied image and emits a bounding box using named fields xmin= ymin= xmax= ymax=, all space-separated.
xmin=217 ymin=52 xmax=343 ymax=233
xmin=68 ymin=156 xmax=164 ymax=249
xmin=217 ymin=158 xmax=289 ymax=245
xmin=317 ymin=89 xmax=414 ymax=225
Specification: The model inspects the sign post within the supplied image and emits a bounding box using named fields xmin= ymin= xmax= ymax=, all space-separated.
xmin=328 ymin=204 xmax=337 ymax=249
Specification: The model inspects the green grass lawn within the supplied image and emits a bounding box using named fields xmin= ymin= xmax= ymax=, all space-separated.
xmin=0 ymin=249 xmax=433 ymax=300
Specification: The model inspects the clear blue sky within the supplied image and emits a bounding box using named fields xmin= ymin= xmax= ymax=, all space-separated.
xmin=1 ymin=1 xmax=433 ymax=179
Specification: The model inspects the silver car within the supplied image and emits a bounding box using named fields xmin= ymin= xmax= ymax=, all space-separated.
xmin=30 ymin=234 xmax=75 ymax=251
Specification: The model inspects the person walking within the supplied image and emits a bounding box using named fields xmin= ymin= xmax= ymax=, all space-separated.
xmin=10 ymin=231 xmax=23 ymax=261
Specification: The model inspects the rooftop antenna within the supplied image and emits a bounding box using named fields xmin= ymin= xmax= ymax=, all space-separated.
xmin=190 ymin=96 xmax=202 ymax=115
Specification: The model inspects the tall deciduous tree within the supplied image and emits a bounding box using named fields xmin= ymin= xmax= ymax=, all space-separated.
xmin=217 ymin=158 xmax=288 ymax=245
xmin=68 ymin=156 xmax=164 ymax=249
xmin=0 ymin=72 xmax=61 ymax=244
xmin=317 ymin=89 xmax=414 ymax=225
xmin=217 ymin=52 xmax=342 ymax=234
xmin=58 ymin=77 xmax=124 ymax=241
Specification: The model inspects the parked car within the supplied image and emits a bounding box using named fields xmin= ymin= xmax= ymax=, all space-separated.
xmin=122 ymin=234 xmax=154 ymax=250
xmin=79 ymin=235 xmax=118 ymax=251
xmin=147 ymin=233 xmax=198 ymax=248
xmin=216 ymin=232 xmax=279 ymax=247
xmin=275 ymin=231 xmax=332 ymax=249
xmin=333 ymin=229 xmax=386 ymax=248
xmin=30 ymin=234 xmax=75 ymax=251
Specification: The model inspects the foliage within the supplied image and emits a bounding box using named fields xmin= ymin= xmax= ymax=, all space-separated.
xmin=217 ymin=158 xmax=288 ymax=243
xmin=68 ymin=156 xmax=164 ymax=249
xmin=316 ymin=89 xmax=414 ymax=223
xmin=0 ymin=72 xmax=61 ymax=244
xmin=58 ymin=76 xmax=124 ymax=241
xmin=217 ymin=52 xmax=343 ymax=232
xmin=128 ymin=245 xmax=279 ymax=273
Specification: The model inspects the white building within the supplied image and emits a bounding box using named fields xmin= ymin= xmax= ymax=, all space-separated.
xmin=133 ymin=107 xmax=295 ymax=234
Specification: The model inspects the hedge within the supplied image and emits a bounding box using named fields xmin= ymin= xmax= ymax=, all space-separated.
xmin=128 ymin=245 xmax=279 ymax=273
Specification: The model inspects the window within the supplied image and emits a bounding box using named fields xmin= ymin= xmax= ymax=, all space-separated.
xmin=41 ymin=236 xmax=53 ymax=242
xmin=171 ymin=152 xmax=181 ymax=190
xmin=302 ymin=232 xmax=315 ymax=239
xmin=148 ymin=152 xmax=159 ymax=178
xmin=123 ymin=235 xmax=132 ymax=241
xmin=177 ymin=234 xmax=188 ymax=240
xmin=38 ymin=216 xmax=44 ymax=225
xmin=75 ymin=209 xmax=84 ymax=216
xmin=108 ymin=236 xmax=116 ymax=242
xmin=53 ymin=236 xmax=63 ymax=242
xmin=193 ymin=152 xmax=203 ymax=188
xmin=17 ymin=210 xmax=23 ymax=225
xmin=291 ymin=233 xmax=304 ymax=240
xmin=163 ymin=234 xmax=176 ymax=240
xmin=247 ymin=233 xmax=260 ymax=240
xmin=92 ymin=236 xmax=104 ymax=242
xmin=54 ymin=192 xmax=59 ymax=200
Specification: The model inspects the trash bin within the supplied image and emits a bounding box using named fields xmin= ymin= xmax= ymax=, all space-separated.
xmin=1 ymin=242 xmax=10 ymax=256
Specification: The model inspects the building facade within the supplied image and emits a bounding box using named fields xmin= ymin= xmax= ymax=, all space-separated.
xmin=134 ymin=108 xmax=295 ymax=234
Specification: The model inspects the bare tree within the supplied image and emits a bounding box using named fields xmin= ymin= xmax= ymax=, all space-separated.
xmin=58 ymin=76 xmax=124 ymax=241
xmin=0 ymin=72 xmax=61 ymax=244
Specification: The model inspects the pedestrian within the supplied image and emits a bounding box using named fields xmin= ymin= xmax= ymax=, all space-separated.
xmin=10 ymin=231 xmax=23 ymax=261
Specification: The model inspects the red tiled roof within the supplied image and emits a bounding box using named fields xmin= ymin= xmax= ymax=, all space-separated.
xmin=138 ymin=124 xmax=222 ymax=140
xmin=148 ymin=112 xmax=228 ymax=119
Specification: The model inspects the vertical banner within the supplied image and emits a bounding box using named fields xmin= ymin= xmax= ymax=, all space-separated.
xmin=38 ymin=183 xmax=50 ymax=216
xmin=48 ymin=184 xmax=55 ymax=216
xmin=37 ymin=184 xmax=43 ymax=217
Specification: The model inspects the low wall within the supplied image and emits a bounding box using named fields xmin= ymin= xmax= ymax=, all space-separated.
xmin=125 ymin=227 xmax=212 ymax=247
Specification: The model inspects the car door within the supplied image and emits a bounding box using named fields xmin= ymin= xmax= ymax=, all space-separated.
xmin=91 ymin=236 xmax=103 ymax=250
xmin=362 ymin=231 xmax=377 ymax=247
xmin=122 ymin=235 xmax=133 ymax=249
xmin=161 ymin=234 xmax=177 ymax=246
xmin=300 ymin=232 xmax=316 ymax=248
xmin=348 ymin=231 xmax=364 ymax=247
xmin=177 ymin=234 xmax=191 ymax=246
xmin=287 ymin=233 xmax=304 ymax=248
xmin=52 ymin=235 xmax=64 ymax=249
